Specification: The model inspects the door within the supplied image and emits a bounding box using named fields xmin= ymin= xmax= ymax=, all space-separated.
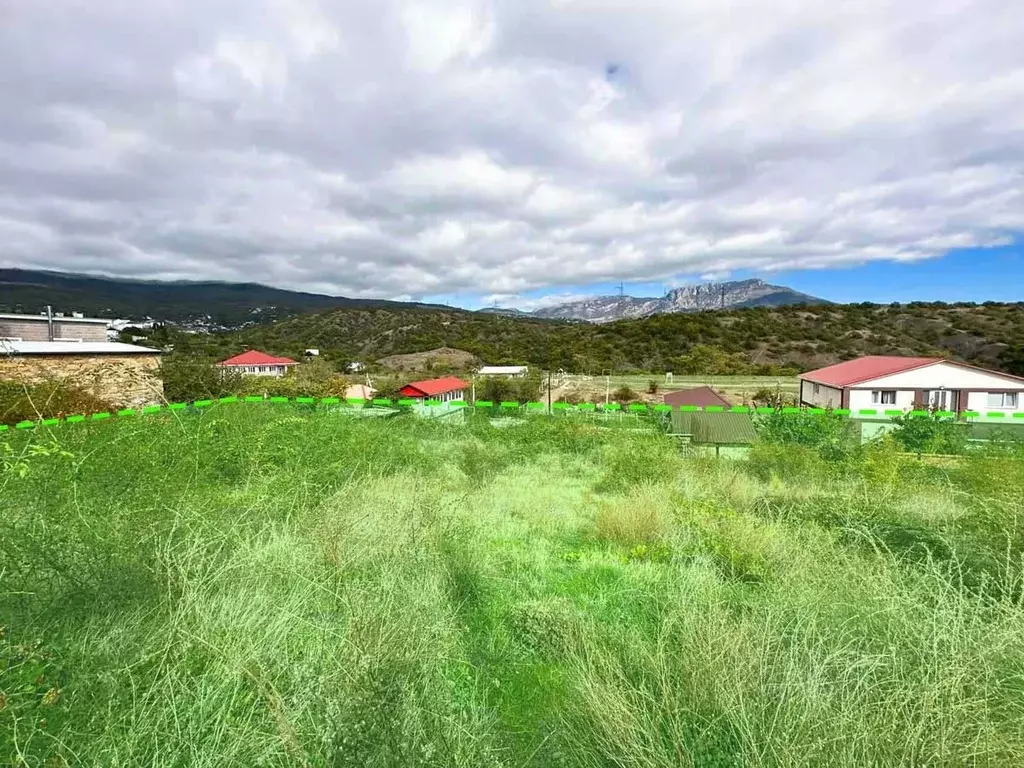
xmin=924 ymin=390 xmax=957 ymax=411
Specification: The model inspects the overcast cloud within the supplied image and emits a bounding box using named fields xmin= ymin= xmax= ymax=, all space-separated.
xmin=1 ymin=0 xmax=1023 ymax=304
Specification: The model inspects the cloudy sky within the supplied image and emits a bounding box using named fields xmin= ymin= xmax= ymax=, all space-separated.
xmin=2 ymin=0 xmax=1023 ymax=308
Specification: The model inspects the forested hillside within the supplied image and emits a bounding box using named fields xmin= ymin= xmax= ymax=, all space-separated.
xmin=162 ymin=301 xmax=1024 ymax=375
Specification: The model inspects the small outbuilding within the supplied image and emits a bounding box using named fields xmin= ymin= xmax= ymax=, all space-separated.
xmin=662 ymin=386 xmax=731 ymax=409
xmin=398 ymin=376 xmax=468 ymax=403
xmin=478 ymin=365 xmax=528 ymax=377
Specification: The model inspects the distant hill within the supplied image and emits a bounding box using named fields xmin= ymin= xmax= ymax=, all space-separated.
xmin=376 ymin=347 xmax=480 ymax=373
xmin=530 ymin=279 xmax=828 ymax=322
xmin=167 ymin=300 xmax=1024 ymax=377
xmin=0 ymin=268 xmax=450 ymax=327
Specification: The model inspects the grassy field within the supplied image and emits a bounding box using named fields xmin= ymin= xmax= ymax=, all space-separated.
xmin=3 ymin=406 xmax=1024 ymax=766
xmin=554 ymin=374 xmax=799 ymax=405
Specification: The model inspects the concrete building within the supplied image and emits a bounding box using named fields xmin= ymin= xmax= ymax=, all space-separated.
xmin=799 ymin=356 xmax=1024 ymax=416
xmin=0 ymin=311 xmax=109 ymax=343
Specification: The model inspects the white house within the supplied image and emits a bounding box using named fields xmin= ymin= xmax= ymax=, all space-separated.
xmin=218 ymin=350 xmax=298 ymax=377
xmin=478 ymin=365 xmax=528 ymax=377
xmin=799 ymin=356 xmax=1024 ymax=416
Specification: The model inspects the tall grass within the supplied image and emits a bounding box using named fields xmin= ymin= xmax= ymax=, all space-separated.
xmin=2 ymin=405 xmax=1023 ymax=766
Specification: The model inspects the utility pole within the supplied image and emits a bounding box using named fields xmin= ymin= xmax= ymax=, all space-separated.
xmin=547 ymin=369 xmax=552 ymax=414
xmin=618 ymin=282 xmax=625 ymax=297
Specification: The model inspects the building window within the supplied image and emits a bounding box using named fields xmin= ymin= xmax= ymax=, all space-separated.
xmin=871 ymin=390 xmax=897 ymax=405
xmin=987 ymin=392 xmax=1019 ymax=408
xmin=813 ymin=383 xmax=820 ymax=395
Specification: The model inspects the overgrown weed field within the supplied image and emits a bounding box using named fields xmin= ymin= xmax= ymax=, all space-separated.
xmin=2 ymin=407 xmax=1024 ymax=766
xmin=556 ymin=374 xmax=798 ymax=404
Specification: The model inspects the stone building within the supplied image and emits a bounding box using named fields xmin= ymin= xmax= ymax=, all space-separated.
xmin=0 ymin=340 xmax=163 ymax=408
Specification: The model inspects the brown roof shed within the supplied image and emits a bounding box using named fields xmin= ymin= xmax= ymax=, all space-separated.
xmin=662 ymin=386 xmax=732 ymax=409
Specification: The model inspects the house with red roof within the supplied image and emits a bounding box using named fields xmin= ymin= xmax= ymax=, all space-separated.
xmin=398 ymin=376 xmax=468 ymax=404
xmin=218 ymin=350 xmax=299 ymax=377
xmin=799 ymin=356 xmax=1024 ymax=415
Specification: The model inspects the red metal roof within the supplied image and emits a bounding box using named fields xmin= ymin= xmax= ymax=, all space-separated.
xmin=799 ymin=356 xmax=941 ymax=387
xmin=398 ymin=376 xmax=469 ymax=397
xmin=219 ymin=350 xmax=298 ymax=366
xmin=662 ymin=386 xmax=732 ymax=408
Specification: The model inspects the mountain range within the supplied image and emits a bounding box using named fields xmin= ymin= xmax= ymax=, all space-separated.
xmin=518 ymin=279 xmax=827 ymax=322
xmin=0 ymin=269 xmax=450 ymax=327
xmin=0 ymin=270 xmax=825 ymax=327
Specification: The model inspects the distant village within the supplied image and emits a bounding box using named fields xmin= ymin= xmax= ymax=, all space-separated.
xmin=3 ymin=308 xmax=1024 ymax=436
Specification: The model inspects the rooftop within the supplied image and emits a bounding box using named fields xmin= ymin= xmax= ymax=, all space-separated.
xmin=0 ymin=340 xmax=159 ymax=355
xmin=219 ymin=350 xmax=299 ymax=366
xmin=0 ymin=312 xmax=110 ymax=325
xmin=400 ymin=376 xmax=470 ymax=396
xmin=663 ymin=385 xmax=732 ymax=408
xmin=478 ymin=365 xmax=528 ymax=374
xmin=799 ymin=356 xmax=943 ymax=387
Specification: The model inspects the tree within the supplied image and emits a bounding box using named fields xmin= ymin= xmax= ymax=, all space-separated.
xmin=757 ymin=410 xmax=858 ymax=461
xmin=999 ymin=345 xmax=1024 ymax=376
xmin=159 ymin=356 xmax=243 ymax=402
xmin=480 ymin=376 xmax=515 ymax=403
xmin=890 ymin=412 xmax=968 ymax=457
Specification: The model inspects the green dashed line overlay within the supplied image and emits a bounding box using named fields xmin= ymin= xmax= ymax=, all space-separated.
xmin=2 ymin=394 xmax=1023 ymax=432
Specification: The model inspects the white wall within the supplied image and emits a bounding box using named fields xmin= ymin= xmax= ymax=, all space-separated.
xmin=966 ymin=391 xmax=1024 ymax=414
xmin=230 ymin=365 xmax=287 ymax=377
xmin=800 ymin=380 xmax=842 ymax=407
xmin=847 ymin=389 xmax=916 ymax=411
xmin=863 ymin=361 xmax=1024 ymax=391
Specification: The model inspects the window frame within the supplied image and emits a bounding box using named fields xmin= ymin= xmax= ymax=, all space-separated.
xmin=871 ymin=390 xmax=897 ymax=405
xmin=987 ymin=392 xmax=1019 ymax=409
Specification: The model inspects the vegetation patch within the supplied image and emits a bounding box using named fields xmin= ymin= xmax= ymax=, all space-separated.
xmin=2 ymin=407 xmax=1024 ymax=766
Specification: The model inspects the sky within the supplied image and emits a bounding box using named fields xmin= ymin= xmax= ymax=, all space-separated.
xmin=1 ymin=0 xmax=1023 ymax=311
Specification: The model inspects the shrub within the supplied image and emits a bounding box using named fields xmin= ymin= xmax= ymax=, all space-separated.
xmin=0 ymin=380 xmax=115 ymax=424
xmin=159 ymin=356 xmax=242 ymax=402
xmin=612 ymin=386 xmax=638 ymax=404
xmin=479 ymin=376 xmax=515 ymax=403
xmin=890 ymin=412 xmax=969 ymax=457
xmin=647 ymin=380 xmax=658 ymax=395
xmin=756 ymin=409 xmax=859 ymax=461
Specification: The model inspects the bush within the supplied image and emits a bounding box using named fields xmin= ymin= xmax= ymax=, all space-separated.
xmin=647 ymin=380 xmax=658 ymax=395
xmin=159 ymin=356 xmax=242 ymax=402
xmin=479 ymin=374 xmax=543 ymax=404
xmin=612 ymin=386 xmax=638 ymax=404
xmin=756 ymin=409 xmax=860 ymax=461
xmin=479 ymin=376 xmax=515 ymax=403
xmin=890 ymin=412 xmax=969 ymax=456
xmin=0 ymin=380 xmax=115 ymax=424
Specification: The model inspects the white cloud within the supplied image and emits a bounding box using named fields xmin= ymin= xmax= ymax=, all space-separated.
xmin=0 ymin=0 xmax=1022 ymax=301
